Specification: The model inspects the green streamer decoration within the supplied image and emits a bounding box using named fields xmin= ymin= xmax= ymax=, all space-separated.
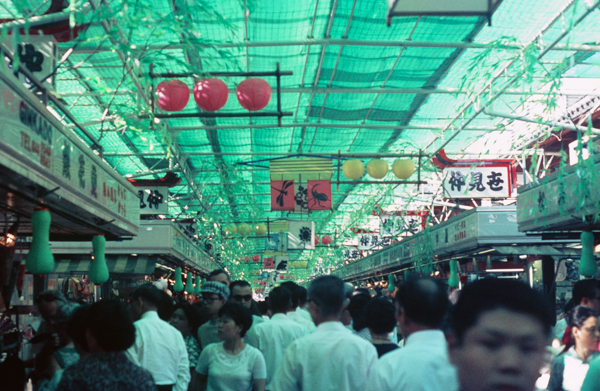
xmin=174 ymin=268 xmax=184 ymax=292
xmin=26 ymin=208 xmax=55 ymax=275
xmin=579 ymin=231 xmax=598 ymax=277
xmin=387 ymin=274 xmax=395 ymax=293
xmin=89 ymin=235 xmax=109 ymax=284
xmin=448 ymin=260 xmax=460 ymax=288
xmin=185 ymin=272 xmax=194 ymax=294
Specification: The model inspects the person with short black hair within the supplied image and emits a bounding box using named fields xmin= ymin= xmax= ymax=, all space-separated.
xmin=548 ymin=305 xmax=600 ymax=391
xmin=448 ymin=278 xmax=553 ymax=391
xmin=555 ymin=279 xmax=600 ymax=340
xmin=280 ymin=281 xmax=315 ymax=331
xmin=169 ymin=303 xmax=204 ymax=383
xmin=194 ymin=302 xmax=267 ymax=391
xmin=271 ymin=276 xmax=377 ymax=391
xmin=230 ymin=280 xmax=265 ymax=330
xmin=296 ymin=286 xmax=313 ymax=325
xmin=370 ymin=277 xmax=455 ymax=391
xmin=208 ymin=269 xmax=231 ymax=287
xmin=246 ymin=287 xmax=308 ymax=389
xmin=56 ymin=300 xmax=157 ymax=391
xmin=126 ymin=284 xmax=190 ymax=391
xmin=364 ymin=297 xmax=398 ymax=357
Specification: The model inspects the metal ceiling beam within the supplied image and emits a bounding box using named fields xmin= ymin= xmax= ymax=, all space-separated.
xmin=105 ymin=151 xmax=425 ymax=158
xmin=427 ymin=0 xmax=600 ymax=156
xmin=60 ymin=39 xmax=600 ymax=53
xmin=0 ymin=2 xmax=91 ymax=29
xmin=86 ymin=0 xmax=210 ymax=214
xmin=57 ymin=86 xmax=599 ymax=97
xmin=168 ymin=123 xmax=499 ymax=132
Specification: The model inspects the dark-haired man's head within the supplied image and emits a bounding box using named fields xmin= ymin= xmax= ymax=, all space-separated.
xmin=209 ymin=269 xmax=231 ymax=287
xmin=448 ymin=278 xmax=552 ymax=391
xmin=395 ymin=277 xmax=449 ymax=337
xmin=307 ymin=276 xmax=345 ymax=325
xmin=347 ymin=292 xmax=371 ymax=332
xmin=572 ymin=278 xmax=600 ymax=312
xmin=364 ymin=297 xmax=396 ymax=337
xmin=130 ymin=284 xmax=163 ymax=320
xmin=269 ymin=286 xmax=292 ymax=314
xmin=297 ymin=286 xmax=308 ymax=308
xmin=67 ymin=305 xmax=91 ymax=356
xmin=87 ymin=300 xmax=136 ymax=353
xmin=230 ymin=280 xmax=253 ymax=309
xmin=280 ymin=281 xmax=300 ymax=309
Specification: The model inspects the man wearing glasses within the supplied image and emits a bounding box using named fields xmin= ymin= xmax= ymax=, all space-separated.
xmin=230 ymin=280 xmax=265 ymax=328
xmin=197 ymin=282 xmax=230 ymax=350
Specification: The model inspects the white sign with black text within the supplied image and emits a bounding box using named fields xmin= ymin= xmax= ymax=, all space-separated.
xmin=442 ymin=166 xmax=510 ymax=198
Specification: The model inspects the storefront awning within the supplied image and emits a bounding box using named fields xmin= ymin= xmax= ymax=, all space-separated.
xmin=492 ymin=245 xmax=580 ymax=257
xmin=52 ymin=255 xmax=158 ymax=275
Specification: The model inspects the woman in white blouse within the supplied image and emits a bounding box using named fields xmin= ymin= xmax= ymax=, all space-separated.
xmin=193 ymin=302 xmax=266 ymax=391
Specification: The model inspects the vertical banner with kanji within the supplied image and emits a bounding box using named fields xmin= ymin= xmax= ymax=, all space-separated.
xmin=307 ymin=180 xmax=332 ymax=210
xmin=271 ymin=180 xmax=296 ymax=210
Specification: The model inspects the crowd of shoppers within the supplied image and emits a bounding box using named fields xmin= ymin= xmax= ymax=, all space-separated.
xmin=15 ymin=269 xmax=600 ymax=391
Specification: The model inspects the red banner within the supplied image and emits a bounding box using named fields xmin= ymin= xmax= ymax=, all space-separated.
xmin=307 ymin=180 xmax=332 ymax=210
xmin=271 ymin=180 xmax=295 ymax=211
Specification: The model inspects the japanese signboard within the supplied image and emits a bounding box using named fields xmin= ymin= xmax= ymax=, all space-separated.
xmin=0 ymin=64 xmax=139 ymax=236
xmin=138 ymin=187 xmax=168 ymax=215
xmin=442 ymin=166 xmax=511 ymax=198
xmin=2 ymin=35 xmax=58 ymax=89
xmin=288 ymin=220 xmax=315 ymax=250
xmin=358 ymin=234 xmax=392 ymax=250
xmin=379 ymin=213 xmax=425 ymax=236
xmin=275 ymin=255 xmax=289 ymax=272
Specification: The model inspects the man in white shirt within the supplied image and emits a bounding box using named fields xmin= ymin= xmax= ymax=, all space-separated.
xmin=280 ymin=281 xmax=315 ymax=331
xmin=271 ymin=275 xmax=377 ymax=391
xmin=246 ymin=286 xmax=308 ymax=389
xmin=126 ymin=284 xmax=190 ymax=391
xmin=369 ymin=277 xmax=457 ymax=391
xmin=230 ymin=280 xmax=265 ymax=329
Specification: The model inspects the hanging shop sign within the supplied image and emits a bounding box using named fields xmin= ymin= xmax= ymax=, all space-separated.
xmin=517 ymin=153 xmax=600 ymax=231
xmin=379 ymin=212 xmax=426 ymax=236
xmin=275 ymin=255 xmax=289 ymax=272
xmin=265 ymin=233 xmax=288 ymax=252
xmin=333 ymin=206 xmax=536 ymax=280
xmin=137 ymin=187 xmax=169 ymax=215
xmin=0 ymin=61 xmax=139 ymax=237
xmin=442 ymin=165 xmax=512 ymax=198
xmin=2 ymin=35 xmax=58 ymax=89
xmin=358 ymin=234 xmax=392 ymax=250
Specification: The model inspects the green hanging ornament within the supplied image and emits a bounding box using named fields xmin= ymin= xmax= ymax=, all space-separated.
xmin=89 ymin=235 xmax=109 ymax=284
xmin=387 ymin=274 xmax=395 ymax=293
xmin=579 ymin=231 xmax=598 ymax=277
xmin=404 ymin=270 xmax=410 ymax=281
xmin=185 ymin=272 xmax=194 ymax=294
xmin=174 ymin=267 xmax=184 ymax=292
xmin=194 ymin=276 xmax=202 ymax=295
xmin=448 ymin=260 xmax=460 ymax=288
xmin=26 ymin=208 xmax=54 ymax=275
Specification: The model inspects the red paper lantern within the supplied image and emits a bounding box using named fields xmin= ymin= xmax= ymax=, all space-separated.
xmin=236 ymin=78 xmax=271 ymax=111
xmin=193 ymin=78 xmax=229 ymax=111
xmin=155 ymin=80 xmax=190 ymax=112
xmin=314 ymin=235 xmax=320 ymax=246
xmin=252 ymin=255 xmax=261 ymax=263
xmin=322 ymin=235 xmax=333 ymax=245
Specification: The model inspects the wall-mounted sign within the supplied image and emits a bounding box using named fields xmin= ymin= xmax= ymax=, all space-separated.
xmin=442 ymin=165 xmax=512 ymax=198
xmin=138 ymin=187 xmax=168 ymax=215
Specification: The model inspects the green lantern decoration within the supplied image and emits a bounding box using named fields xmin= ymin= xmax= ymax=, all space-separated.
xmin=89 ymin=235 xmax=109 ymax=284
xmin=448 ymin=260 xmax=460 ymax=288
xmin=579 ymin=231 xmax=598 ymax=277
xmin=194 ymin=276 xmax=202 ymax=295
xmin=387 ymin=274 xmax=395 ymax=293
xmin=26 ymin=208 xmax=55 ymax=275
xmin=174 ymin=267 xmax=184 ymax=292
xmin=404 ymin=270 xmax=410 ymax=281
xmin=185 ymin=272 xmax=194 ymax=294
